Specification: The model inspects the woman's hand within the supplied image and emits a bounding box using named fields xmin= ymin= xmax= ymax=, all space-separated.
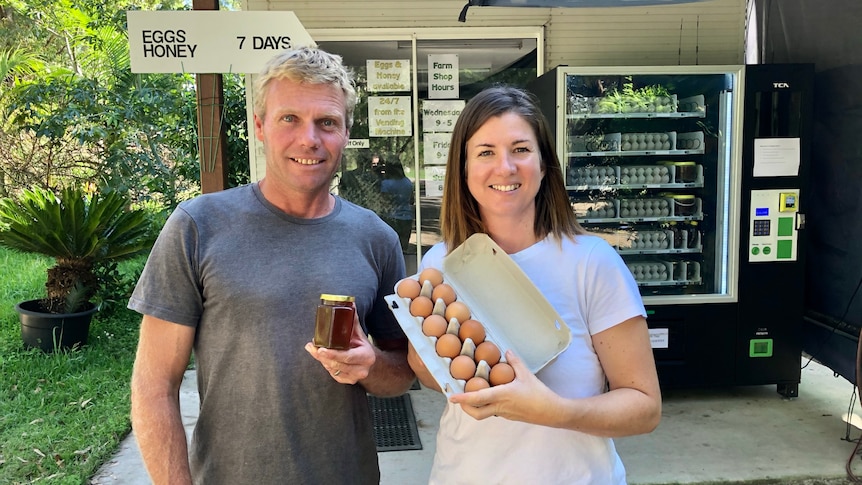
xmin=447 ymin=350 xmax=563 ymax=424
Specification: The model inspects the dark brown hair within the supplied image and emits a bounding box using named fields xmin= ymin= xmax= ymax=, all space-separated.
xmin=440 ymin=85 xmax=584 ymax=252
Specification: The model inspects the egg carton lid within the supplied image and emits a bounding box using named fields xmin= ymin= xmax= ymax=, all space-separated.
xmin=384 ymin=233 xmax=572 ymax=396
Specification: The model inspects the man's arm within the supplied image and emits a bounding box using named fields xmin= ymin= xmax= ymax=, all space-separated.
xmin=130 ymin=315 xmax=196 ymax=485
xmin=362 ymin=337 xmax=415 ymax=397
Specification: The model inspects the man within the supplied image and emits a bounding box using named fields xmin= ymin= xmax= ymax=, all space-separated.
xmin=129 ymin=46 xmax=415 ymax=485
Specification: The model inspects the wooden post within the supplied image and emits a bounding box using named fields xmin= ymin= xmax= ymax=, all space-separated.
xmin=193 ymin=0 xmax=229 ymax=193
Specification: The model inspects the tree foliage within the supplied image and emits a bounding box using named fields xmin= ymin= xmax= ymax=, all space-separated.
xmin=0 ymin=0 xmax=249 ymax=206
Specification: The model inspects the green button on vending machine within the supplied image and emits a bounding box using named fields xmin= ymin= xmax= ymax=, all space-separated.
xmin=750 ymin=338 xmax=773 ymax=357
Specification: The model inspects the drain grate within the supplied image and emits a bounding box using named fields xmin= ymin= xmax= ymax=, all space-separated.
xmin=367 ymin=393 xmax=422 ymax=452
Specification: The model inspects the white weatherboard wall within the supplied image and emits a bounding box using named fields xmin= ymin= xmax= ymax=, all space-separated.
xmin=243 ymin=0 xmax=746 ymax=68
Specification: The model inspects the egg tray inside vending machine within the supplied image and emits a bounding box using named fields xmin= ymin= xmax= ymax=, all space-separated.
xmin=384 ymin=234 xmax=572 ymax=397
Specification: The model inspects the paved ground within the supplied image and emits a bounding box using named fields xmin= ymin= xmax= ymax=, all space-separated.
xmin=92 ymin=356 xmax=862 ymax=484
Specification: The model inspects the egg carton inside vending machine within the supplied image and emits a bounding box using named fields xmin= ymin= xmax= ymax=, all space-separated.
xmin=568 ymin=133 xmax=621 ymax=154
xmin=674 ymin=260 xmax=702 ymax=284
xmin=619 ymin=165 xmax=672 ymax=185
xmin=677 ymin=94 xmax=706 ymax=114
xmin=570 ymin=198 xmax=618 ymax=221
xmin=620 ymin=132 xmax=675 ymax=152
xmin=566 ymin=165 xmax=618 ymax=187
xmin=618 ymin=198 xmax=672 ymax=219
xmin=675 ymin=131 xmax=705 ymax=152
xmin=626 ymin=260 xmax=674 ymax=283
xmin=615 ymin=229 xmax=674 ymax=253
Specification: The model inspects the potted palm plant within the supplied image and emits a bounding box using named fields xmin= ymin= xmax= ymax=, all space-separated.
xmin=0 ymin=185 xmax=157 ymax=352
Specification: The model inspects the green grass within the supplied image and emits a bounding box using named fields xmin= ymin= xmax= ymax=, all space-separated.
xmin=0 ymin=246 xmax=144 ymax=484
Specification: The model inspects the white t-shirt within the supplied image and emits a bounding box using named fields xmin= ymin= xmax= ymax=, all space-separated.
xmin=421 ymin=234 xmax=645 ymax=485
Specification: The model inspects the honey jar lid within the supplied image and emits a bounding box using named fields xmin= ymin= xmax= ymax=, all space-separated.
xmin=320 ymin=294 xmax=355 ymax=302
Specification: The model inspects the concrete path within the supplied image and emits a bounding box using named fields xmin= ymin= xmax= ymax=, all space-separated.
xmin=91 ymin=357 xmax=861 ymax=484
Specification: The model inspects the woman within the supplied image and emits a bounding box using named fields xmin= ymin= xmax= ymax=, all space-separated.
xmin=408 ymin=85 xmax=661 ymax=484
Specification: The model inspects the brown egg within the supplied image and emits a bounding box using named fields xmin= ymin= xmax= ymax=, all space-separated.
xmin=444 ymin=301 xmax=471 ymax=323
xmin=458 ymin=319 xmax=485 ymax=345
xmin=421 ymin=314 xmax=448 ymax=338
xmin=396 ymin=278 xmax=421 ymax=299
xmin=409 ymin=296 xmax=433 ymax=318
xmin=474 ymin=341 xmax=501 ymax=366
xmin=436 ymin=333 xmax=462 ymax=359
xmin=449 ymin=355 xmax=477 ymax=380
xmin=418 ymin=267 xmax=444 ymax=287
xmin=489 ymin=362 xmax=515 ymax=386
xmin=464 ymin=376 xmax=490 ymax=392
xmin=431 ymin=283 xmax=457 ymax=306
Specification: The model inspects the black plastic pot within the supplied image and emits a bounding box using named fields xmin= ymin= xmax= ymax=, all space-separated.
xmin=15 ymin=299 xmax=98 ymax=352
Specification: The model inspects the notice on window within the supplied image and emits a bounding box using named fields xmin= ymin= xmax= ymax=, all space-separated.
xmin=753 ymin=138 xmax=800 ymax=177
xmin=649 ymin=328 xmax=669 ymax=349
xmin=368 ymin=96 xmax=411 ymax=137
xmin=425 ymin=166 xmax=446 ymax=197
xmin=428 ymin=54 xmax=459 ymax=99
xmin=366 ymin=60 xmax=410 ymax=92
xmin=347 ymin=139 xmax=370 ymax=149
xmin=421 ymin=100 xmax=464 ymax=133
xmin=423 ymin=133 xmax=451 ymax=166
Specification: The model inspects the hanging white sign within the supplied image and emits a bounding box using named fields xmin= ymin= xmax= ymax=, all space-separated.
xmin=347 ymin=139 xmax=370 ymax=149
xmin=421 ymin=100 xmax=465 ymax=133
xmin=368 ymin=96 xmax=412 ymax=137
xmin=428 ymin=54 xmax=459 ymax=99
xmin=423 ymin=133 xmax=452 ymax=166
xmin=424 ymin=166 xmax=447 ymax=197
xmin=126 ymin=10 xmax=313 ymax=73
xmin=366 ymin=59 xmax=411 ymax=92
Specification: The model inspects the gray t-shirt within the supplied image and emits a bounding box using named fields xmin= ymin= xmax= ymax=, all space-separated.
xmin=129 ymin=182 xmax=406 ymax=485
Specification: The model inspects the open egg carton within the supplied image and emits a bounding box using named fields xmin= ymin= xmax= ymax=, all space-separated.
xmin=384 ymin=234 xmax=571 ymax=397
xmin=621 ymin=132 xmax=675 ymax=152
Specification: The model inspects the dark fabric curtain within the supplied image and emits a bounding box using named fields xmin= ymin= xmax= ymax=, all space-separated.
xmin=754 ymin=0 xmax=862 ymax=378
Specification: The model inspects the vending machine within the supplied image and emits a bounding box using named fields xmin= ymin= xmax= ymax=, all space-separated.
xmin=528 ymin=64 xmax=813 ymax=396
xmin=735 ymin=64 xmax=813 ymax=396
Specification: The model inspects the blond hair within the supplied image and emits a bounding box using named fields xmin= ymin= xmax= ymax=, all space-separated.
xmin=252 ymin=46 xmax=357 ymax=129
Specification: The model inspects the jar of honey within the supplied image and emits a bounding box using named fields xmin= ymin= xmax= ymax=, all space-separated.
xmin=313 ymin=294 xmax=355 ymax=350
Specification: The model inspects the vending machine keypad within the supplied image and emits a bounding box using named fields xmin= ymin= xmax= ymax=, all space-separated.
xmin=753 ymin=219 xmax=771 ymax=236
